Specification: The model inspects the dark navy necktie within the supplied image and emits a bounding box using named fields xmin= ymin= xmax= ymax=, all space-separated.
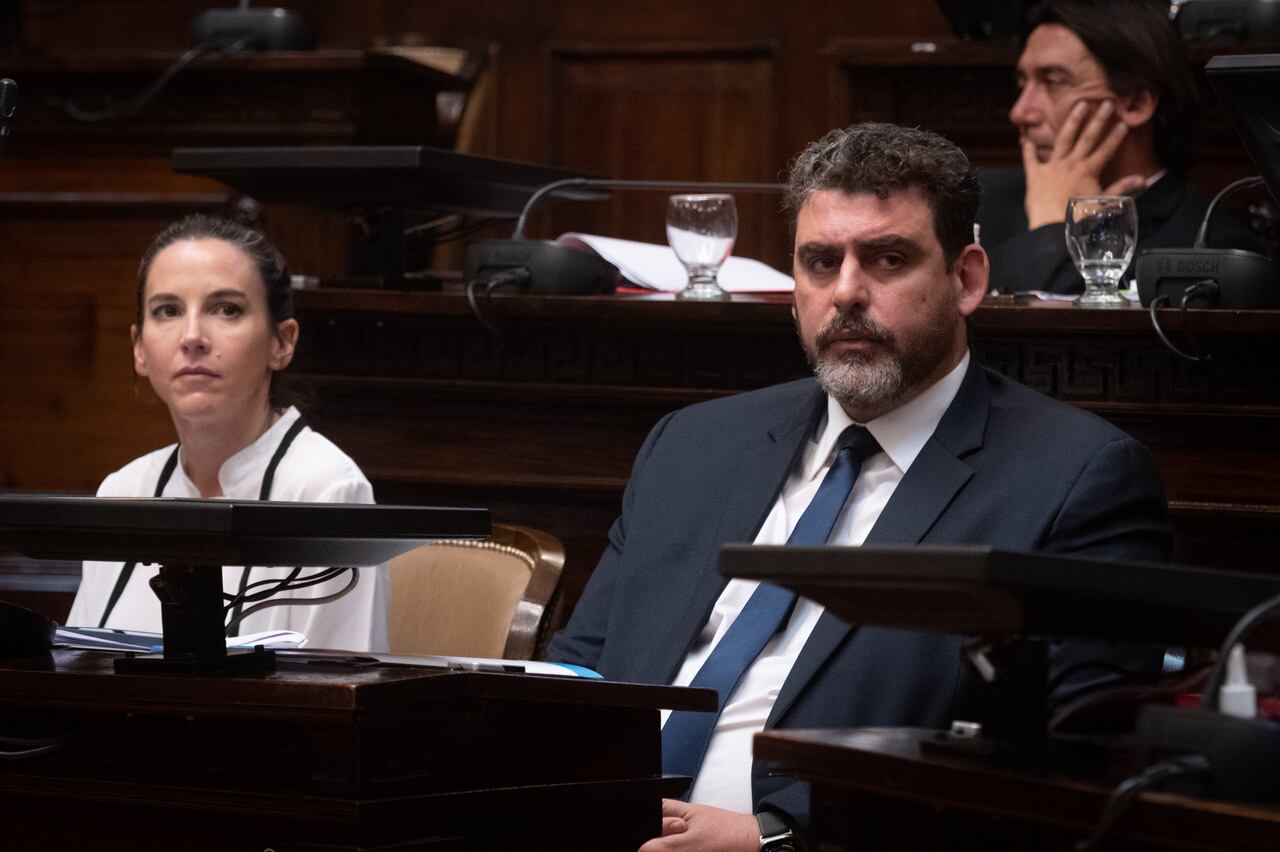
xmin=661 ymin=424 xmax=882 ymax=785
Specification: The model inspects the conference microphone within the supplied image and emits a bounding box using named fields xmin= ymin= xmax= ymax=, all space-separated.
xmin=464 ymin=178 xmax=783 ymax=295
xmin=0 ymin=78 xmax=16 ymax=159
xmin=1134 ymin=174 xmax=1280 ymax=309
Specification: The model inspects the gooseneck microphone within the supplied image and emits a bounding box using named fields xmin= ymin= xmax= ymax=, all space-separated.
xmin=510 ymin=178 xmax=783 ymax=240
xmin=0 ymin=78 xmax=17 ymax=159
xmin=466 ymin=177 xmax=783 ymax=295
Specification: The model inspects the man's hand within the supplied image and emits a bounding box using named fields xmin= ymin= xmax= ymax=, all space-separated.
xmin=637 ymin=799 xmax=760 ymax=852
xmin=1022 ymin=99 xmax=1146 ymax=229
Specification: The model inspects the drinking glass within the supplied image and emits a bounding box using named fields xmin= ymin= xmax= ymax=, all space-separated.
xmin=666 ymin=194 xmax=738 ymax=301
xmin=1065 ymin=195 xmax=1138 ymax=308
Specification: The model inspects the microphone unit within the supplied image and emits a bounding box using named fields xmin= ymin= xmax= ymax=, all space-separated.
xmin=464 ymin=178 xmax=783 ymax=295
xmin=1135 ymin=175 xmax=1280 ymax=309
xmin=0 ymin=78 xmax=16 ymax=159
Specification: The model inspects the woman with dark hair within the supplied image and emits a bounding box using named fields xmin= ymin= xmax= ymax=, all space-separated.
xmin=67 ymin=215 xmax=387 ymax=651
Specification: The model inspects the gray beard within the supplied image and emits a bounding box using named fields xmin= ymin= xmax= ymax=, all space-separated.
xmin=811 ymin=350 xmax=906 ymax=413
xmin=802 ymin=310 xmax=955 ymax=415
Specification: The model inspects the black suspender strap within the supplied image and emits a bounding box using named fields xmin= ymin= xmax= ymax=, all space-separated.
xmin=98 ymin=445 xmax=180 ymax=628
xmin=227 ymin=415 xmax=309 ymax=632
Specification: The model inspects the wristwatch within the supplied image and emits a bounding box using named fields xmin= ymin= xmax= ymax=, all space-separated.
xmin=756 ymin=810 xmax=800 ymax=852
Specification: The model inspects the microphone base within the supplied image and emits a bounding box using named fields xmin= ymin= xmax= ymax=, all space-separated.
xmin=191 ymin=8 xmax=317 ymax=51
xmin=1135 ymin=248 xmax=1280 ymax=308
xmin=465 ymin=239 xmax=619 ymax=295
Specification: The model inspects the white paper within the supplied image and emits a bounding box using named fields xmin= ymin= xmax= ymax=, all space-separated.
xmin=558 ymin=232 xmax=794 ymax=293
xmin=368 ymin=652 xmax=602 ymax=678
xmin=56 ymin=626 xmax=308 ymax=651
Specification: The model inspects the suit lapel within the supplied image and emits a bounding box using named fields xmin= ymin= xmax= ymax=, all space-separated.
xmin=767 ymin=359 xmax=991 ymax=727
xmin=653 ymin=385 xmax=825 ymax=684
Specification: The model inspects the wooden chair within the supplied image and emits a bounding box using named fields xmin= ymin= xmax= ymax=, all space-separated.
xmin=387 ymin=523 xmax=564 ymax=660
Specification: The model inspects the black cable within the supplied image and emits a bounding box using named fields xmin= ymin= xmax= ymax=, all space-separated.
xmin=1194 ymin=175 xmax=1267 ymax=248
xmin=64 ymin=38 xmax=253 ymax=122
xmin=1148 ymin=290 xmax=1213 ymax=364
xmin=0 ymin=733 xmax=77 ymax=760
xmin=1047 ymin=659 xmax=1141 ymax=696
xmin=466 ymin=269 xmax=530 ymax=337
xmin=1075 ymin=754 xmax=1210 ymax=852
xmin=225 ymin=568 xmax=347 ymax=609
xmin=222 ymin=566 xmax=352 ymax=635
xmin=1200 ymin=589 xmax=1280 ymax=711
xmin=1180 ymin=280 xmax=1218 ymax=310
xmin=227 ymin=566 xmax=303 ymax=602
xmin=229 ymin=567 xmax=360 ymax=631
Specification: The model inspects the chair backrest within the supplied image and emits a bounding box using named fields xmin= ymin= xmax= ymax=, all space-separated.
xmin=387 ymin=523 xmax=564 ymax=660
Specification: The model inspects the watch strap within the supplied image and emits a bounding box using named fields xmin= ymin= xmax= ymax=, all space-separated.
xmin=756 ymin=810 xmax=799 ymax=852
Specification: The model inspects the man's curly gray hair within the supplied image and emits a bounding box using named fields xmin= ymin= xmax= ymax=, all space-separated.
xmin=783 ymin=122 xmax=981 ymax=263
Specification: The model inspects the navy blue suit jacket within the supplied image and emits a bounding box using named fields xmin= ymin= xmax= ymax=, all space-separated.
xmin=546 ymin=357 xmax=1171 ymax=832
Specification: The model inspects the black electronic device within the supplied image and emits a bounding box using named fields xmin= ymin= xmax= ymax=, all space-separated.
xmin=1175 ymin=0 xmax=1280 ymax=42
xmin=1136 ymin=704 xmax=1280 ymax=804
xmin=464 ymin=237 xmax=619 ymax=295
xmin=1137 ymin=53 xmax=1280 ymax=308
xmin=0 ymin=78 xmax=15 ymax=159
xmin=192 ymin=5 xmax=317 ymax=51
xmin=463 ymin=177 xmax=782 ymax=295
xmin=720 ymin=544 xmax=1280 ymax=648
xmin=933 ymin=0 xmax=1033 ymax=38
xmin=0 ymin=600 xmax=55 ymax=659
xmin=1136 ymin=247 xmax=1280 ymax=307
xmin=0 ymin=494 xmax=489 ymax=674
xmin=1206 ymin=54 xmax=1280 ymax=209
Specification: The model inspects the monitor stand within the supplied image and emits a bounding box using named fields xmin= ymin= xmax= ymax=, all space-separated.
xmin=113 ymin=564 xmax=275 ymax=675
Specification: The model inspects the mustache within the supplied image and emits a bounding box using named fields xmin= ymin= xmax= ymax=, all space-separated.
xmin=814 ymin=313 xmax=895 ymax=351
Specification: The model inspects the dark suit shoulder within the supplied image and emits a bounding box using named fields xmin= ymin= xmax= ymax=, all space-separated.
xmin=981 ymin=366 xmax=1138 ymax=446
xmin=659 ymin=378 xmax=822 ymax=434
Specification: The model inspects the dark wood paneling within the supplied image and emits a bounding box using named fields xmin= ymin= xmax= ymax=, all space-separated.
xmin=543 ymin=43 xmax=786 ymax=266
xmin=2 ymin=0 xmax=952 ymax=497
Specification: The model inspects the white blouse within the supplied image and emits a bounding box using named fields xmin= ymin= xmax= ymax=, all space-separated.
xmin=66 ymin=407 xmax=389 ymax=651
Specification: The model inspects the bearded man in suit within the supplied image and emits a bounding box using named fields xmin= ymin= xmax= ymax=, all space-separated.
xmin=547 ymin=121 xmax=1170 ymax=852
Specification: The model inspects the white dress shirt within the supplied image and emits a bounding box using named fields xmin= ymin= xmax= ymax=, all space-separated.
xmin=668 ymin=353 xmax=971 ymax=813
xmin=67 ymin=406 xmax=390 ymax=652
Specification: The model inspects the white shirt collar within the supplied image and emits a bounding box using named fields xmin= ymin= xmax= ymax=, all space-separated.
xmin=802 ymin=351 xmax=970 ymax=481
xmin=174 ymin=405 xmax=302 ymax=497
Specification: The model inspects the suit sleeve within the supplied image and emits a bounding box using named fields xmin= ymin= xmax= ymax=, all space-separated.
xmin=543 ymin=411 xmax=677 ymax=668
xmin=987 ymin=223 xmax=1083 ymax=296
xmin=1041 ymin=435 xmax=1171 ymax=562
xmin=1041 ymin=434 xmax=1172 ymax=703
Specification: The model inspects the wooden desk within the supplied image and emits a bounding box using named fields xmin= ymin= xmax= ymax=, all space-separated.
xmin=754 ymin=727 xmax=1280 ymax=852
xmin=286 ymin=289 xmax=1280 ymax=639
xmin=0 ymin=649 xmax=711 ymax=851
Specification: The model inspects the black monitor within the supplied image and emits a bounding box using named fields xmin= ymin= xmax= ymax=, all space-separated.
xmin=1206 ymin=53 xmax=1280 ymax=208
xmin=172 ymin=145 xmax=604 ymax=217
xmin=0 ymin=494 xmax=488 ymax=566
xmin=0 ymin=494 xmax=490 ymax=673
xmin=719 ymin=544 xmax=1280 ymax=650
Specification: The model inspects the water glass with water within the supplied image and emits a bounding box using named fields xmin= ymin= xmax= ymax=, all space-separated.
xmin=667 ymin=194 xmax=737 ymax=301
xmin=1065 ymin=195 xmax=1138 ymax=308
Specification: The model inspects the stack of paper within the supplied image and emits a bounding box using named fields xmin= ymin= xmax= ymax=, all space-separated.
xmin=558 ymin=233 xmax=794 ymax=293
